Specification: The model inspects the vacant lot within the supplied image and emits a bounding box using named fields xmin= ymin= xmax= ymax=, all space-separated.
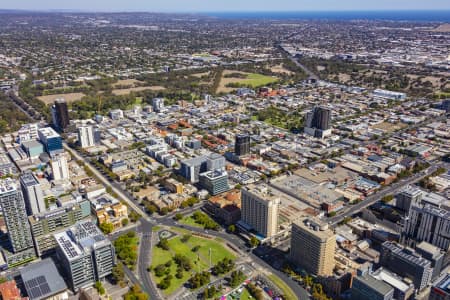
xmin=38 ymin=92 xmax=85 ymax=105
xmin=217 ymin=70 xmax=278 ymax=93
xmin=270 ymin=64 xmax=293 ymax=75
xmin=372 ymin=122 xmax=407 ymax=133
xmin=112 ymin=86 xmax=165 ymax=95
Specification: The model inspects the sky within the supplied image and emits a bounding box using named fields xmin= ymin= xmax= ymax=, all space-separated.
xmin=1 ymin=0 xmax=450 ymax=12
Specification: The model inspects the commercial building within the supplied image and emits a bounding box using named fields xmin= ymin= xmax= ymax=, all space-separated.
xmin=29 ymin=199 xmax=91 ymax=256
xmin=54 ymin=220 xmax=115 ymax=291
xmin=20 ymin=172 xmax=46 ymax=215
xmin=351 ymin=272 xmax=394 ymax=300
xmin=0 ymin=280 xmax=26 ymax=300
xmin=199 ymin=169 xmax=230 ymax=196
xmin=38 ymin=127 xmax=63 ymax=156
xmin=206 ymin=190 xmax=241 ymax=225
xmin=402 ymin=204 xmax=450 ymax=250
xmin=395 ymin=186 xmax=423 ymax=212
xmin=416 ymin=241 xmax=445 ymax=281
xmin=51 ymin=155 xmax=69 ymax=181
xmin=152 ymin=98 xmax=165 ymax=112
xmin=371 ymin=268 xmax=415 ymax=300
xmin=373 ymin=89 xmax=407 ymax=100
xmin=78 ymin=126 xmax=95 ymax=148
xmin=241 ymin=184 xmax=280 ymax=238
xmin=235 ymin=134 xmax=250 ymax=156
xmin=0 ymin=179 xmax=36 ymax=266
xmin=179 ymin=155 xmax=207 ymax=183
xmin=430 ymin=274 xmax=450 ymax=300
xmin=17 ymin=123 xmax=40 ymax=144
xmin=380 ymin=241 xmax=432 ymax=291
xmin=290 ymin=217 xmax=336 ymax=276
xmin=304 ymin=106 xmax=332 ymax=138
xmin=90 ymin=194 xmax=128 ymax=231
xmin=206 ymin=153 xmax=226 ymax=171
xmin=21 ymin=140 xmax=44 ymax=160
xmin=51 ymin=99 xmax=70 ymax=132
xmin=20 ymin=258 xmax=68 ymax=300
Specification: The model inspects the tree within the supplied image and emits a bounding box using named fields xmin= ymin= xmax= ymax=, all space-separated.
xmin=112 ymin=262 xmax=125 ymax=284
xmin=124 ymin=284 xmax=149 ymax=300
xmin=227 ymin=224 xmax=236 ymax=233
xmin=174 ymin=213 xmax=183 ymax=221
xmin=249 ymin=236 xmax=260 ymax=248
xmin=121 ymin=218 xmax=129 ymax=227
xmin=157 ymin=238 xmax=169 ymax=251
xmin=94 ymin=281 xmax=105 ymax=295
xmin=381 ymin=195 xmax=394 ymax=204
xmin=99 ymin=222 xmax=114 ymax=234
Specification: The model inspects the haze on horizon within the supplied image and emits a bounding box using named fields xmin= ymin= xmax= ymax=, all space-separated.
xmin=1 ymin=0 xmax=450 ymax=13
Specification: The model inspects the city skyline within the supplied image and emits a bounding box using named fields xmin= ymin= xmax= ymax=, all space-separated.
xmin=1 ymin=0 xmax=450 ymax=12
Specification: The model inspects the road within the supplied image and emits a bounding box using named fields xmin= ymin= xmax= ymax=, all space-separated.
xmin=277 ymin=44 xmax=318 ymax=80
xmin=327 ymin=161 xmax=449 ymax=225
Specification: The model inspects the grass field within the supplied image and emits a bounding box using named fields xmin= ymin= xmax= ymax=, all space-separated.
xmin=38 ymin=92 xmax=85 ymax=105
xmin=179 ymin=213 xmax=217 ymax=230
xmin=217 ymin=70 xmax=278 ymax=93
xmin=151 ymin=234 xmax=235 ymax=295
xmin=267 ymin=274 xmax=298 ymax=300
xmin=240 ymin=288 xmax=253 ymax=300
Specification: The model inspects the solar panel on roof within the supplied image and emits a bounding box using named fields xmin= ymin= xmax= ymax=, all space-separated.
xmin=24 ymin=276 xmax=52 ymax=299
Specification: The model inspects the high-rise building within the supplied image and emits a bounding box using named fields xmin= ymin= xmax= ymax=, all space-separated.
xmin=290 ymin=217 xmax=336 ymax=276
xmin=304 ymin=106 xmax=332 ymax=138
xmin=402 ymin=204 xmax=450 ymax=250
xmin=380 ymin=241 xmax=433 ymax=291
xmin=241 ymin=184 xmax=280 ymax=238
xmin=51 ymin=99 xmax=70 ymax=132
xmin=54 ymin=220 xmax=114 ymax=291
xmin=179 ymin=156 xmax=208 ymax=183
xmin=235 ymin=134 xmax=250 ymax=156
xmin=429 ymin=274 xmax=450 ymax=300
xmin=0 ymin=179 xmax=35 ymax=266
xmin=441 ymin=99 xmax=450 ymax=113
xmin=17 ymin=123 xmax=40 ymax=144
xmin=395 ymin=185 xmax=423 ymax=212
xmin=206 ymin=153 xmax=226 ymax=171
xmin=152 ymin=98 xmax=165 ymax=113
xmin=77 ymin=126 xmax=95 ymax=148
xmin=51 ymin=155 xmax=69 ymax=181
xmin=38 ymin=127 xmax=63 ymax=156
xmin=19 ymin=172 xmax=46 ymax=215
xmin=29 ymin=199 xmax=91 ymax=256
xmin=416 ymin=241 xmax=445 ymax=281
xmin=199 ymin=170 xmax=230 ymax=196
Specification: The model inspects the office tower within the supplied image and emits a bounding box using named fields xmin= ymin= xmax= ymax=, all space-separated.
xmin=304 ymin=106 xmax=332 ymax=138
xmin=54 ymin=220 xmax=115 ymax=291
xmin=0 ymin=179 xmax=35 ymax=265
xmin=351 ymin=273 xmax=394 ymax=300
xmin=395 ymin=185 xmax=423 ymax=212
xmin=380 ymin=241 xmax=433 ymax=291
xmin=51 ymin=99 xmax=70 ymax=132
xmin=199 ymin=170 xmax=230 ymax=196
xmin=371 ymin=268 xmax=415 ymax=300
xmin=109 ymin=109 xmax=124 ymax=120
xmin=77 ymin=126 xmax=95 ymax=148
xmin=20 ymin=172 xmax=45 ymax=215
xmin=51 ymin=155 xmax=69 ymax=181
xmin=430 ymin=274 xmax=450 ymax=300
xmin=29 ymin=199 xmax=91 ymax=256
xmin=206 ymin=153 xmax=226 ymax=171
xmin=241 ymin=184 xmax=280 ymax=238
xmin=290 ymin=217 xmax=336 ymax=276
xmin=179 ymin=156 xmax=208 ymax=183
xmin=416 ymin=241 xmax=445 ymax=281
xmin=152 ymin=98 xmax=165 ymax=112
xmin=235 ymin=134 xmax=250 ymax=156
xmin=38 ymin=127 xmax=63 ymax=156
xmin=402 ymin=204 xmax=450 ymax=250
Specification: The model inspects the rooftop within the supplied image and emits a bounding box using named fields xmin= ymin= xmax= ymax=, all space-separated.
xmin=293 ymin=217 xmax=335 ymax=241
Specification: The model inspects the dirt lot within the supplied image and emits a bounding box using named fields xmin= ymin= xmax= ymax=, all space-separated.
xmin=112 ymin=79 xmax=143 ymax=88
xmin=372 ymin=121 xmax=407 ymax=133
xmin=38 ymin=93 xmax=85 ymax=105
xmin=112 ymin=86 xmax=165 ymax=95
xmin=270 ymin=64 xmax=293 ymax=75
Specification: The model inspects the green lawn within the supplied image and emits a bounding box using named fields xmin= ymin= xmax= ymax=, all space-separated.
xmin=179 ymin=215 xmax=205 ymax=229
xmin=268 ymin=274 xmax=298 ymax=300
xmin=240 ymin=288 xmax=253 ymax=300
xmin=244 ymin=73 xmax=278 ymax=88
xmin=151 ymin=234 xmax=235 ymax=296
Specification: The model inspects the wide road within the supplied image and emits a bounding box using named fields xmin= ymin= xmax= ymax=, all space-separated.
xmin=327 ymin=161 xmax=449 ymax=225
xmin=277 ymin=43 xmax=319 ymax=80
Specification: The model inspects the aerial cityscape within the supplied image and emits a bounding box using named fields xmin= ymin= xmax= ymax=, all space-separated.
xmin=0 ymin=1 xmax=449 ymax=300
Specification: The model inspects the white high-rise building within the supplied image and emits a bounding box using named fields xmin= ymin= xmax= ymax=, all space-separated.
xmin=152 ymin=98 xmax=165 ymax=113
xmin=51 ymin=155 xmax=69 ymax=181
xmin=17 ymin=123 xmax=40 ymax=144
xmin=20 ymin=172 xmax=46 ymax=215
xmin=78 ymin=126 xmax=95 ymax=148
